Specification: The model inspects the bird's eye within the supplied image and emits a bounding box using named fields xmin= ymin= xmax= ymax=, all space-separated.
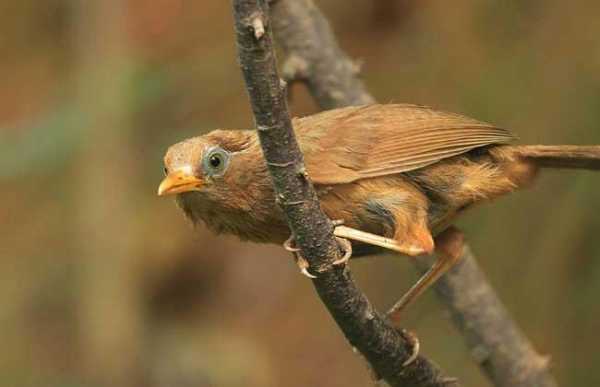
xmin=202 ymin=147 xmax=230 ymax=176
xmin=209 ymin=154 xmax=222 ymax=168
xmin=163 ymin=167 xmax=168 ymax=176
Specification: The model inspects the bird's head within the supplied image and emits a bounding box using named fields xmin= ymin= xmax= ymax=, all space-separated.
xmin=158 ymin=129 xmax=256 ymax=201
xmin=158 ymin=129 xmax=282 ymax=241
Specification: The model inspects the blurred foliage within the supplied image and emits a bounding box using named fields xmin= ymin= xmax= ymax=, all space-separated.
xmin=1 ymin=0 xmax=600 ymax=386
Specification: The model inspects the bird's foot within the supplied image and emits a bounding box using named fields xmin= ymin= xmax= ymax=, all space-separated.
xmin=331 ymin=219 xmax=353 ymax=265
xmin=398 ymin=328 xmax=420 ymax=367
xmin=283 ymin=235 xmax=317 ymax=278
xmin=332 ymin=236 xmax=353 ymax=265
xmin=283 ymin=230 xmax=352 ymax=278
xmin=284 ymin=222 xmax=353 ymax=275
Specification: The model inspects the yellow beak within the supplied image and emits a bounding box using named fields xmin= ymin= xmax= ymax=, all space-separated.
xmin=157 ymin=170 xmax=203 ymax=196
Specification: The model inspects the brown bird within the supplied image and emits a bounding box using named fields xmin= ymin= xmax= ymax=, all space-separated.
xmin=158 ymin=104 xmax=600 ymax=318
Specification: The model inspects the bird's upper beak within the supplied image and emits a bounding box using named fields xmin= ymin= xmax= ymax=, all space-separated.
xmin=157 ymin=169 xmax=203 ymax=196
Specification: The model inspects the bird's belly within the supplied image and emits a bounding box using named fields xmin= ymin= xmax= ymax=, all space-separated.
xmin=318 ymin=176 xmax=459 ymax=239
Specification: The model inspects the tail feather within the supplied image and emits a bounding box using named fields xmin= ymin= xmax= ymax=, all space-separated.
xmin=510 ymin=145 xmax=600 ymax=170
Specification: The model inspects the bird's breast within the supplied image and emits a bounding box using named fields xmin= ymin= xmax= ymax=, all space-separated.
xmin=176 ymin=191 xmax=290 ymax=244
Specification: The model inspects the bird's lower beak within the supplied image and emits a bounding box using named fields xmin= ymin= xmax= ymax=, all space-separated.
xmin=157 ymin=170 xmax=203 ymax=196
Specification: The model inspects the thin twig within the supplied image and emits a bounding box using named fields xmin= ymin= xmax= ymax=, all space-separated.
xmin=232 ymin=0 xmax=457 ymax=386
xmin=270 ymin=1 xmax=558 ymax=386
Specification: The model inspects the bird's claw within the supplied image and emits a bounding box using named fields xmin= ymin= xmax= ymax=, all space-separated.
xmin=296 ymin=254 xmax=317 ymax=279
xmin=283 ymin=235 xmax=301 ymax=252
xmin=300 ymin=267 xmax=317 ymax=279
xmin=284 ymin=235 xmax=317 ymax=278
xmin=332 ymin=237 xmax=353 ymax=265
xmin=399 ymin=328 xmax=420 ymax=367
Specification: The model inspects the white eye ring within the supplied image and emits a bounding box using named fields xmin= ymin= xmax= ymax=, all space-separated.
xmin=202 ymin=146 xmax=230 ymax=177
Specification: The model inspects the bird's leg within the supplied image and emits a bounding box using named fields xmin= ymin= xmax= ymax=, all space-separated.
xmin=386 ymin=226 xmax=465 ymax=325
xmin=333 ymin=224 xmax=429 ymax=256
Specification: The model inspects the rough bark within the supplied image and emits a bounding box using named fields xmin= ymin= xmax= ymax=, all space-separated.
xmin=270 ymin=1 xmax=558 ymax=387
xmin=232 ymin=1 xmax=457 ymax=386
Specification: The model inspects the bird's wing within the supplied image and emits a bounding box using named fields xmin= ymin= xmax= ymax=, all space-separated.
xmin=294 ymin=104 xmax=516 ymax=185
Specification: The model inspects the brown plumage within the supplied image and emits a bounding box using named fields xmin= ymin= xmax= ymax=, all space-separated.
xmin=158 ymin=104 xmax=600 ymax=315
xmin=159 ymin=104 xmax=599 ymax=249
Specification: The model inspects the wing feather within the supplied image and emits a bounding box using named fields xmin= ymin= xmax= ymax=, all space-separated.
xmin=295 ymin=104 xmax=515 ymax=185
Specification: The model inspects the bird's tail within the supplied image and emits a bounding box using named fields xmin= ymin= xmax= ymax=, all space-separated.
xmin=506 ymin=145 xmax=600 ymax=170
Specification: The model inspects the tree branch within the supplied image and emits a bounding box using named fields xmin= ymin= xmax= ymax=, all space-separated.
xmin=422 ymin=247 xmax=557 ymax=387
xmin=232 ymin=1 xmax=457 ymax=386
xmin=270 ymin=0 xmax=374 ymax=109
xmin=270 ymin=1 xmax=558 ymax=387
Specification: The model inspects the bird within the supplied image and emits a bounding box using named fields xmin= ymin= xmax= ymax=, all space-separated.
xmin=158 ymin=103 xmax=600 ymax=321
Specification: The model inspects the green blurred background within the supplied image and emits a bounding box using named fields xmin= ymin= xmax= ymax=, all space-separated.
xmin=2 ymin=1 xmax=600 ymax=386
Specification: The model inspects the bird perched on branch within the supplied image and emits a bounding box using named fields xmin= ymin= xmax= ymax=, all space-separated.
xmin=158 ymin=104 xmax=600 ymax=319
